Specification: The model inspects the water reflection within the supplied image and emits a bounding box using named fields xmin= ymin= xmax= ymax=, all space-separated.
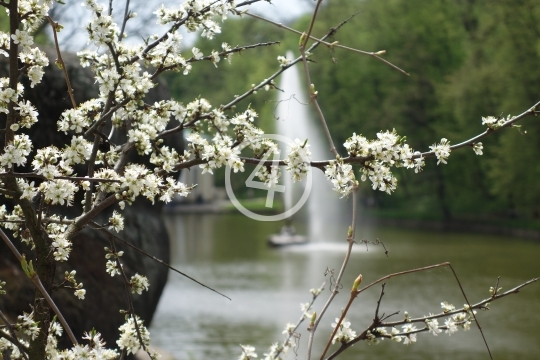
xmin=151 ymin=212 xmax=540 ymax=360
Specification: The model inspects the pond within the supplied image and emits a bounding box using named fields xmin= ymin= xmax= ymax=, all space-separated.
xmin=149 ymin=211 xmax=540 ymax=360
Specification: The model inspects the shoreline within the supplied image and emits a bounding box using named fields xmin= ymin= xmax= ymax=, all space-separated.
xmin=361 ymin=215 xmax=540 ymax=240
xmin=163 ymin=199 xmax=540 ymax=240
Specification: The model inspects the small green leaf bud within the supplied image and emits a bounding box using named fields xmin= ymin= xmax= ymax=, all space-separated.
xmin=299 ymin=32 xmax=307 ymax=46
xmin=310 ymin=311 xmax=317 ymax=325
xmin=309 ymin=83 xmax=317 ymax=96
xmin=352 ymin=274 xmax=363 ymax=292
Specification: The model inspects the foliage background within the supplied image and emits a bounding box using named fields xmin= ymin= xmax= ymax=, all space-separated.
xmin=164 ymin=0 xmax=540 ymax=225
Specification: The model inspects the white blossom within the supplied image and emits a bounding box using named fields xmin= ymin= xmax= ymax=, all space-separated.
xmin=74 ymin=288 xmax=86 ymax=300
xmin=285 ymin=138 xmax=311 ymax=182
xmin=11 ymin=30 xmax=34 ymax=49
xmin=109 ymin=211 xmax=124 ymax=232
xmin=331 ymin=318 xmax=357 ymax=344
xmin=16 ymin=312 xmax=40 ymax=340
xmin=429 ymin=138 xmax=451 ymax=165
xmin=117 ymin=316 xmax=151 ymax=355
xmin=444 ymin=318 xmax=459 ymax=335
xmin=51 ymin=235 xmax=72 ymax=262
xmin=277 ymin=55 xmax=290 ymax=67
xmin=441 ymin=301 xmax=455 ymax=313
xmin=401 ymin=324 xmax=417 ymax=345
xmin=239 ymin=344 xmax=257 ymax=360
xmin=282 ymin=323 xmax=295 ymax=335
xmin=473 ymin=142 xmax=483 ymax=155
xmin=130 ymin=273 xmax=150 ymax=294
xmin=192 ymin=47 xmax=204 ymax=60
xmin=325 ymin=158 xmax=357 ymax=197
xmin=425 ymin=318 xmax=442 ymax=336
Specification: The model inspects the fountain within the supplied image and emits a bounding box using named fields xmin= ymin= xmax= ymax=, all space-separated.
xmin=268 ymin=51 xmax=344 ymax=245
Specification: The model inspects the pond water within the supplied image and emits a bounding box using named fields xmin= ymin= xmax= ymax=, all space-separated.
xmin=149 ymin=211 xmax=540 ymax=360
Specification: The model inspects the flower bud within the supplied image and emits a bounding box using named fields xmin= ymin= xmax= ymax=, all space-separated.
xmin=299 ymin=32 xmax=307 ymax=46
xmin=352 ymin=274 xmax=363 ymax=292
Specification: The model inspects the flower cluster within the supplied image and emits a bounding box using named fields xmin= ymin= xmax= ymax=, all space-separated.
xmin=0 ymin=332 xmax=28 ymax=358
xmin=0 ymin=78 xmax=18 ymax=114
xmin=262 ymin=343 xmax=281 ymax=360
xmin=0 ymin=134 xmax=32 ymax=168
xmin=360 ymin=303 xmax=476 ymax=346
xmin=14 ymin=100 xmax=39 ymax=129
xmin=331 ymin=317 xmax=357 ymax=344
xmin=117 ymin=315 xmax=151 ymax=355
xmin=130 ymin=273 xmax=150 ymax=295
xmin=473 ymin=142 xmax=483 ymax=155
xmin=2 ymin=24 xmax=49 ymax=89
xmin=239 ymin=344 xmax=258 ymax=360
xmin=49 ymin=220 xmax=72 ymax=262
xmin=482 ymin=115 xmax=515 ymax=130
xmin=325 ymin=157 xmax=357 ymax=196
xmin=255 ymin=163 xmax=282 ymax=189
xmin=45 ymin=320 xmax=63 ymax=359
xmin=0 ymin=205 xmax=25 ymax=239
xmin=429 ymin=138 xmax=451 ymax=165
xmin=64 ymin=270 xmax=86 ymax=300
xmin=108 ymin=210 xmax=124 ymax=232
xmin=48 ymin=328 xmax=119 ymax=359
xmin=277 ymin=55 xmax=290 ymax=67
xmin=342 ymin=130 xmax=424 ymax=195
xmin=15 ymin=312 xmax=40 ymax=340
xmin=258 ymin=324 xmax=295 ymax=360
xmin=154 ymin=0 xmax=235 ymax=39
xmin=191 ymin=133 xmax=244 ymax=174
xmin=104 ymin=247 xmax=124 ymax=276
xmin=284 ymin=139 xmax=311 ymax=182
xmin=310 ymin=287 xmax=323 ymax=296
xmin=300 ymin=302 xmax=314 ymax=318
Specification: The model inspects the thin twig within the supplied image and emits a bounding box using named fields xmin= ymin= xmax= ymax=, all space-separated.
xmin=420 ymin=100 xmax=540 ymax=158
xmin=374 ymin=283 xmax=386 ymax=321
xmin=319 ymin=272 xmax=362 ymax=360
xmin=306 ymin=187 xmax=359 ymax=360
xmin=46 ymin=16 xmax=77 ymax=109
xmin=108 ymin=236 xmax=149 ymax=355
xmin=151 ymin=41 xmax=280 ymax=78
xmin=380 ymin=277 xmax=540 ymax=328
xmin=155 ymin=12 xmax=359 ymax=143
xmin=325 ymin=262 xmax=497 ymax=360
xmin=299 ymin=0 xmax=339 ymax=157
xmin=271 ymin=281 xmax=325 ymax=360
xmin=245 ymin=11 xmax=410 ymax=76
xmin=119 ymin=0 xmax=131 ymax=41
xmin=447 ymin=265 xmax=492 ymax=360
xmin=89 ymin=221 xmax=231 ymax=300
xmin=327 ymin=277 xmax=539 ymax=359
